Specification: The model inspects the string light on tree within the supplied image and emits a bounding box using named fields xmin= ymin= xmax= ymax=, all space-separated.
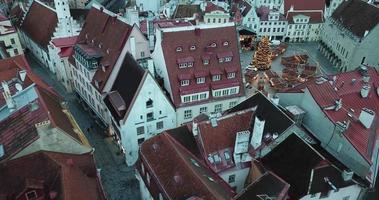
xmin=251 ymin=36 xmax=272 ymax=71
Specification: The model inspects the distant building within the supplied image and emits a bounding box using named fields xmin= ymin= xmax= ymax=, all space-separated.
xmin=0 ymin=151 xmax=106 ymax=200
xmin=152 ymin=23 xmax=246 ymax=125
xmin=0 ymin=55 xmax=91 ymax=163
xmin=283 ymin=0 xmax=325 ymax=42
xmin=136 ymin=0 xmax=165 ymax=13
xmin=203 ymin=2 xmax=230 ymax=25
xmin=277 ymin=66 xmax=379 ymax=187
xmin=0 ymin=13 xmax=23 ymax=57
xmin=319 ymin=0 xmax=379 ymax=72
xmin=69 ymin=5 xmax=150 ymax=125
xmin=19 ymin=0 xmax=80 ymax=69
xmin=104 ymin=53 xmax=176 ymax=166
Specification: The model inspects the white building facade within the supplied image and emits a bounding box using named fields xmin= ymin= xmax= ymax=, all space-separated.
xmin=0 ymin=15 xmax=23 ymax=57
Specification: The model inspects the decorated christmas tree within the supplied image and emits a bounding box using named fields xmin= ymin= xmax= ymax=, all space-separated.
xmin=252 ymin=36 xmax=272 ymax=70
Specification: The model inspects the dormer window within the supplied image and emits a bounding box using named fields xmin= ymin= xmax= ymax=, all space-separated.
xmin=210 ymin=42 xmax=217 ymax=48
xmin=176 ymin=47 xmax=183 ymax=52
xmin=212 ymin=75 xmax=221 ymax=81
xmin=181 ymin=80 xmax=190 ymax=86
xmin=224 ymin=150 xmax=231 ymax=160
xmin=98 ymin=43 xmax=103 ymax=48
xmin=188 ymin=62 xmax=193 ymax=67
xmin=223 ymin=41 xmax=229 ymax=46
xmin=227 ymin=72 xmax=236 ymax=79
xmin=218 ymin=57 xmax=224 ymax=63
xmin=196 ymin=77 xmax=205 ymax=84
xmin=25 ymin=191 xmax=37 ymax=200
xmin=203 ymin=59 xmax=209 ymax=65
xmin=190 ymin=45 xmax=196 ymax=50
xmin=225 ymin=57 xmax=232 ymax=62
xmin=146 ymin=99 xmax=153 ymax=108
xmin=106 ymin=49 xmax=110 ymax=54
xmin=178 ymin=63 xmax=187 ymax=68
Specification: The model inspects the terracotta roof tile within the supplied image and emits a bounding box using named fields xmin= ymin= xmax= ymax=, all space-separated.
xmin=172 ymin=4 xmax=202 ymax=19
xmin=160 ymin=25 xmax=244 ymax=107
xmin=286 ymin=11 xmax=324 ymax=24
xmin=0 ymin=151 xmax=106 ymax=200
xmin=139 ymin=133 xmax=235 ymax=200
xmin=21 ymin=1 xmax=58 ymax=49
xmin=284 ymin=0 xmax=325 ymax=14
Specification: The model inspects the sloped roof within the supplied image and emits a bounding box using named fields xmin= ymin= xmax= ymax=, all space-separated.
xmin=0 ymin=151 xmax=106 ymax=200
xmin=306 ymin=67 xmax=379 ymax=163
xmin=71 ymin=6 xmax=133 ymax=91
xmin=241 ymin=0 xmax=252 ymax=17
xmin=260 ymin=134 xmax=325 ymax=199
xmin=205 ymin=2 xmax=226 ymax=13
xmin=166 ymin=125 xmax=202 ymax=158
xmin=139 ymin=133 xmax=235 ymax=200
xmin=332 ymin=0 xmax=379 ymax=38
xmin=286 ymin=11 xmax=324 ymax=24
xmin=159 ymin=25 xmax=244 ymax=107
xmin=21 ymin=0 xmax=58 ymax=49
xmin=233 ymin=172 xmax=290 ymax=200
xmin=284 ymin=0 xmax=325 ymax=14
xmin=172 ymin=4 xmax=202 ymax=19
xmin=105 ymin=53 xmax=146 ymax=121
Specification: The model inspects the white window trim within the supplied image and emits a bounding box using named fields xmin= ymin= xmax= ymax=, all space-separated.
xmin=181 ymin=80 xmax=190 ymax=86
xmin=212 ymin=75 xmax=221 ymax=81
xmin=196 ymin=77 xmax=205 ymax=84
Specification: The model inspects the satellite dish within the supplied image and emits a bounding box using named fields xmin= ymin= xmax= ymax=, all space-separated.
xmin=15 ymin=83 xmax=23 ymax=92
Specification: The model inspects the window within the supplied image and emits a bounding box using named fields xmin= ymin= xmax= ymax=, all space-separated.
xmin=200 ymin=107 xmax=207 ymax=113
xmin=188 ymin=62 xmax=193 ymax=67
xmin=146 ymin=99 xmax=153 ymax=108
xmin=210 ymin=42 xmax=217 ymax=47
xmin=14 ymin=49 xmax=18 ymax=55
xmin=212 ymin=75 xmax=221 ymax=81
xmin=203 ymin=59 xmax=209 ymax=65
xmin=224 ymin=150 xmax=231 ymax=160
xmin=147 ymin=112 xmax=154 ymax=122
xmin=181 ymin=80 xmax=190 ymax=86
xmin=10 ymin=38 xmax=15 ymax=44
xmin=228 ymin=174 xmax=236 ymax=183
xmin=137 ymin=126 xmax=144 ymax=135
xmin=197 ymin=77 xmax=205 ymax=84
xmin=138 ymin=138 xmax=145 ymax=144
xmin=230 ymin=88 xmax=237 ymax=94
xmin=229 ymin=101 xmax=237 ymax=108
xmin=183 ymin=96 xmax=190 ymax=103
xmin=25 ymin=191 xmax=37 ymax=200
xmin=190 ymin=45 xmax=196 ymax=50
xmin=156 ymin=121 xmax=163 ymax=130
xmin=222 ymin=89 xmax=229 ymax=96
xmin=184 ymin=110 xmax=192 ymax=119
xmin=214 ymin=91 xmax=222 ymax=97
xmin=225 ymin=57 xmax=232 ymax=62
xmin=227 ymin=72 xmax=235 ymax=79
xmin=218 ymin=57 xmax=224 ymax=63
xmin=199 ymin=93 xmax=207 ymax=100
xmin=223 ymin=41 xmax=229 ymax=46
xmin=192 ymin=95 xmax=199 ymax=101
xmin=176 ymin=47 xmax=182 ymax=52
xmin=214 ymin=104 xmax=222 ymax=113
xmin=207 ymin=18 xmax=210 ymax=23
xmin=178 ymin=63 xmax=187 ymax=68
xmin=141 ymin=51 xmax=145 ymax=57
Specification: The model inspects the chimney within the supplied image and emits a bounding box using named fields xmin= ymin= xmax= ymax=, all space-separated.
xmin=210 ymin=116 xmax=218 ymax=127
xmin=130 ymin=36 xmax=136 ymax=59
xmin=192 ymin=121 xmax=199 ymax=136
xmin=359 ymin=108 xmax=375 ymax=129
xmin=19 ymin=70 xmax=27 ymax=82
xmin=360 ymin=85 xmax=370 ymax=98
xmin=1 ymin=81 xmax=16 ymax=112
xmin=250 ymin=116 xmax=265 ymax=149
xmin=334 ymin=99 xmax=342 ymax=111
xmin=364 ymin=30 xmax=369 ymax=37
xmin=342 ymin=170 xmax=354 ymax=181
xmin=362 ymin=75 xmax=370 ymax=83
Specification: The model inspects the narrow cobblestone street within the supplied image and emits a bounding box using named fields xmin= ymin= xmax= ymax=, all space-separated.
xmin=25 ymin=53 xmax=141 ymax=200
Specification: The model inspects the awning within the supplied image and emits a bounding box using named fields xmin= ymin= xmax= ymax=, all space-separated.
xmin=177 ymin=56 xmax=194 ymax=63
xmin=210 ymin=68 xmax=223 ymax=75
xmin=194 ymin=70 xmax=208 ymax=78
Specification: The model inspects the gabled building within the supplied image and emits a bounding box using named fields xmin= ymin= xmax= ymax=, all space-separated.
xmin=277 ymin=66 xmax=379 ymax=187
xmin=204 ymin=2 xmax=231 ymax=25
xmin=152 ymin=23 xmax=245 ymax=125
xmin=70 ymin=4 xmax=150 ymax=125
xmin=283 ymin=0 xmax=325 ymax=42
xmin=319 ymin=0 xmax=379 ymax=72
xmin=0 ymin=55 xmax=91 ymax=163
xmin=0 ymin=151 xmax=106 ymax=200
xmin=104 ymin=53 xmax=176 ymax=166
xmin=20 ymin=0 xmax=80 ymax=68
xmin=0 ymin=13 xmax=23 ymax=57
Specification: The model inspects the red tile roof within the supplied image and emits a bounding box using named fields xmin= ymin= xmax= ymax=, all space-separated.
xmin=284 ymin=0 xmax=325 ymax=13
xmin=197 ymin=111 xmax=253 ymax=155
xmin=0 ymin=151 xmax=106 ymax=200
xmin=205 ymin=2 xmax=226 ymax=13
xmin=286 ymin=11 xmax=324 ymax=24
xmin=160 ymin=25 xmax=245 ymax=107
xmin=21 ymin=1 xmax=58 ymax=49
xmin=51 ymin=36 xmax=78 ymax=48
xmin=139 ymin=133 xmax=235 ymax=200
xmin=307 ymin=67 xmax=379 ymax=163
xmin=72 ymin=6 xmax=133 ymax=91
